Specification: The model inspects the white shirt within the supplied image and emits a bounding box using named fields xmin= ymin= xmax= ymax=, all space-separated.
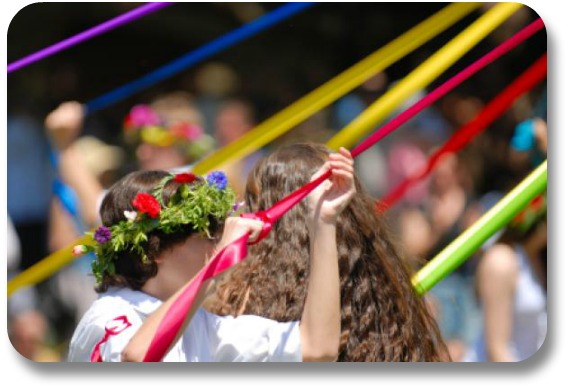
xmin=68 ymin=287 xmax=302 ymax=362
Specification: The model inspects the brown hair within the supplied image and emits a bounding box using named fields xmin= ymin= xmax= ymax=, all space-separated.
xmin=96 ymin=170 xmax=223 ymax=293
xmin=205 ymin=143 xmax=449 ymax=361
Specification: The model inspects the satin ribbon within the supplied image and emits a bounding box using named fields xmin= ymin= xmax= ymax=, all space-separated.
xmin=378 ymin=54 xmax=547 ymax=211
xmin=139 ymin=21 xmax=545 ymax=362
xmin=143 ymin=233 xmax=250 ymax=361
xmin=85 ymin=2 xmax=315 ymax=113
xmin=8 ymin=3 xmax=174 ymax=74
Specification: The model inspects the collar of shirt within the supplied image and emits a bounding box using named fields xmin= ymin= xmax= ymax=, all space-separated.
xmin=104 ymin=287 xmax=163 ymax=317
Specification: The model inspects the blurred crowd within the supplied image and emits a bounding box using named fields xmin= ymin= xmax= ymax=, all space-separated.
xmin=7 ymin=3 xmax=547 ymax=362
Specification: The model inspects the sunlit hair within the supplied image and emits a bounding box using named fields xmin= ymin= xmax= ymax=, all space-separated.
xmin=205 ymin=143 xmax=449 ymax=361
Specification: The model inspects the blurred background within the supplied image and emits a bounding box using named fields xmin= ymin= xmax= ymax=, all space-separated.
xmin=7 ymin=2 xmax=547 ymax=362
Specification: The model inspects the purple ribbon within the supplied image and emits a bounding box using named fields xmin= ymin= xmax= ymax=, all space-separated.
xmin=8 ymin=3 xmax=173 ymax=74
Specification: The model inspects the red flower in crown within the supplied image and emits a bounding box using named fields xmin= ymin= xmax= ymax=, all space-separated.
xmin=132 ymin=193 xmax=161 ymax=218
xmin=174 ymin=172 xmax=198 ymax=184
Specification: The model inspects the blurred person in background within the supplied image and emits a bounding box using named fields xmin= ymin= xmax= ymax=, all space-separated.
xmin=8 ymin=215 xmax=60 ymax=361
xmin=192 ymin=62 xmax=240 ymax=136
xmin=462 ymin=97 xmax=547 ymax=362
xmin=124 ymin=91 xmax=215 ymax=172
xmin=420 ymin=152 xmax=481 ymax=362
xmin=8 ymin=310 xmax=61 ymax=362
xmin=7 ymin=105 xmax=52 ymax=272
xmin=45 ymin=133 xmax=126 ymax=348
xmin=463 ymin=194 xmax=547 ymax=362
xmin=214 ymin=97 xmax=265 ymax=200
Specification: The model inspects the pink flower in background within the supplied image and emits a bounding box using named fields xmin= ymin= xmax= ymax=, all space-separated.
xmin=171 ymin=122 xmax=203 ymax=141
xmin=126 ymin=105 xmax=161 ymax=127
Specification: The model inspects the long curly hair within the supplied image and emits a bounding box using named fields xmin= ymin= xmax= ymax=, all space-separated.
xmin=205 ymin=143 xmax=449 ymax=361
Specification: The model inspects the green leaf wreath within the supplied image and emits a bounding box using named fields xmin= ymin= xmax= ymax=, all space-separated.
xmin=74 ymin=171 xmax=236 ymax=285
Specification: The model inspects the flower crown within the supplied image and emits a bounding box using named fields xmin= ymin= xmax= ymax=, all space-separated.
xmin=509 ymin=193 xmax=547 ymax=234
xmin=123 ymin=104 xmax=215 ymax=161
xmin=73 ymin=170 xmax=238 ymax=285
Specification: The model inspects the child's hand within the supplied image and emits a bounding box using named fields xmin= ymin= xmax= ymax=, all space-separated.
xmin=216 ymin=216 xmax=265 ymax=252
xmin=307 ymin=147 xmax=356 ymax=226
xmin=44 ymin=101 xmax=85 ymax=150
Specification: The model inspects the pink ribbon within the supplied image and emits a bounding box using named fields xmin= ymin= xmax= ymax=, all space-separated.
xmin=129 ymin=18 xmax=544 ymax=362
xmin=142 ymin=233 xmax=250 ymax=361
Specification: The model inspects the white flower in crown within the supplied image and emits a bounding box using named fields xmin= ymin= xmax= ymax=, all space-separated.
xmin=124 ymin=210 xmax=138 ymax=222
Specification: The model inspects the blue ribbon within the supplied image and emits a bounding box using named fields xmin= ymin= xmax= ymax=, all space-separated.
xmin=50 ymin=148 xmax=87 ymax=233
xmin=85 ymin=2 xmax=315 ymax=114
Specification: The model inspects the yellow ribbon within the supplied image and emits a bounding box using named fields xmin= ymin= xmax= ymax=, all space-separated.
xmin=8 ymin=234 xmax=94 ymax=297
xmin=326 ymin=2 xmax=522 ymax=150
xmin=192 ymin=2 xmax=481 ymax=175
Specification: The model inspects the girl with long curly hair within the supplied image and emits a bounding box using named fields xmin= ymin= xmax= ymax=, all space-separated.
xmin=205 ymin=142 xmax=450 ymax=362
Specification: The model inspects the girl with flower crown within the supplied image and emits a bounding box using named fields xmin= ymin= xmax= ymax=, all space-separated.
xmin=43 ymin=93 xmax=217 ymax=351
xmin=67 ymin=147 xmax=356 ymax=362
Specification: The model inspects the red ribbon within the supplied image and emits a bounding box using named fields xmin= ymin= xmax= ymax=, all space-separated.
xmin=378 ymin=54 xmax=547 ymax=211
xmin=133 ymin=19 xmax=544 ymax=362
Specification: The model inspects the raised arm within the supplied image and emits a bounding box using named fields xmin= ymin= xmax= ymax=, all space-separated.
xmin=45 ymin=101 xmax=104 ymax=229
xmin=300 ymin=147 xmax=355 ymax=362
xmin=476 ymin=243 xmax=519 ymax=362
xmin=120 ymin=217 xmax=264 ymax=362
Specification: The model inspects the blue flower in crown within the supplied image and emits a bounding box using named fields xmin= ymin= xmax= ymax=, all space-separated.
xmin=207 ymin=171 xmax=228 ymax=190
